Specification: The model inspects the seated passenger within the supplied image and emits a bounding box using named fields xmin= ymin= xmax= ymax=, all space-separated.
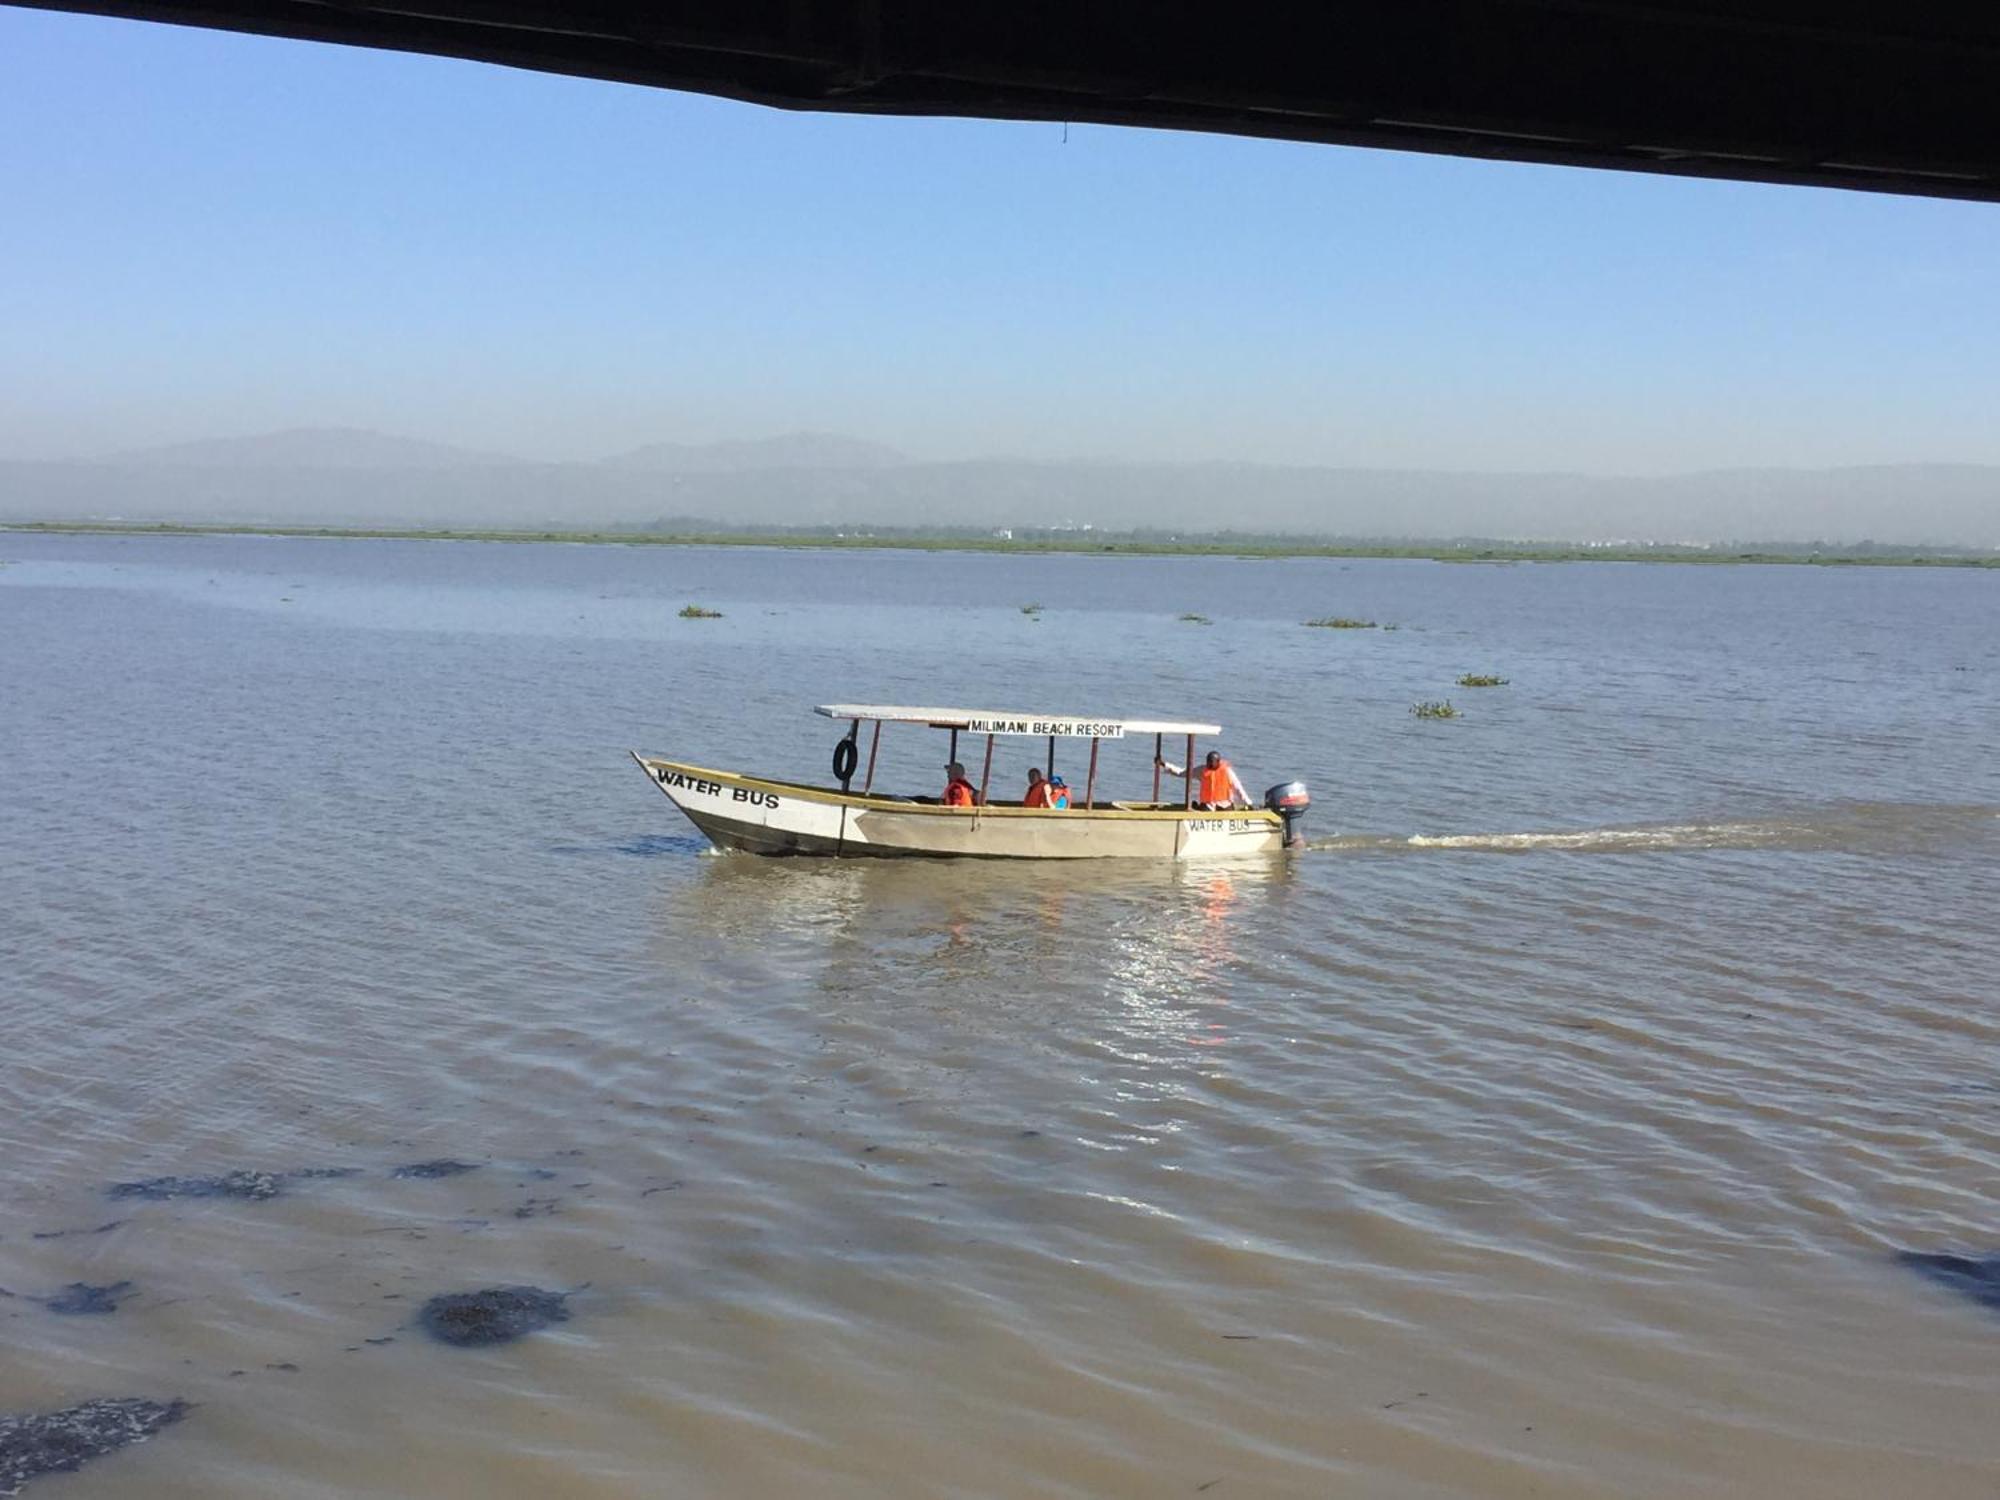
xmin=1047 ymin=774 xmax=1071 ymax=809
xmin=1022 ymin=767 xmax=1057 ymax=808
xmin=942 ymin=762 xmax=979 ymax=807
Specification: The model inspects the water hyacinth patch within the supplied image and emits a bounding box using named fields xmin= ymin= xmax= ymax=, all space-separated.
xmin=43 ymin=1282 xmax=135 ymax=1316
xmin=391 ymin=1159 xmax=482 ymax=1180
xmin=109 ymin=1170 xmax=286 ymax=1201
xmin=419 ymin=1286 xmax=571 ymax=1347
xmin=1 ymin=1398 xmax=187 ymax=1496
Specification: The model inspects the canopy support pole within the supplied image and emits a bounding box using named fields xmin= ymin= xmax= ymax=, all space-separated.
xmin=1085 ymin=737 xmax=1099 ymax=809
xmin=949 ymin=727 xmax=958 ymax=767
xmin=1046 ymin=735 xmax=1055 ymax=777
xmin=978 ymin=733 xmax=995 ymax=806
xmin=1152 ymin=733 xmax=1162 ymax=804
xmin=1184 ymin=734 xmax=1195 ymax=810
xmin=862 ymin=720 xmax=881 ymax=794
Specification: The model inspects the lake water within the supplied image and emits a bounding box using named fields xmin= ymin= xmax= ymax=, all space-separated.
xmin=3 ymin=531 xmax=1997 ymax=1498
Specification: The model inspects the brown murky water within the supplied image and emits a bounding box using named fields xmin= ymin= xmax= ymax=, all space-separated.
xmin=3 ymin=534 xmax=1998 ymax=1497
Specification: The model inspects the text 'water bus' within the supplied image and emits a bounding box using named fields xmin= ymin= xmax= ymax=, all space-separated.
xmin=634 ymin=703 xmax=1310 ymax=859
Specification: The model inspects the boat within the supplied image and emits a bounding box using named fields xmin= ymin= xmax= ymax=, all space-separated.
xmin=633 ymin=703 xmax=1310 ymax=859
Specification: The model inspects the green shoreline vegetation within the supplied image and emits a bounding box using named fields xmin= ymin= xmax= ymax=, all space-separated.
xmin=4 ymin=520 xmax=1997 ymax=568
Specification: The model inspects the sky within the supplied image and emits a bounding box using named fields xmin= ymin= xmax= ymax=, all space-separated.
xmin=3 ymin=7 xmax=1999 ymax=475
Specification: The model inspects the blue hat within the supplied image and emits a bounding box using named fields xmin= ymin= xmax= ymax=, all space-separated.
xmin=1049 ymin=775 xmax=1067 ymax=786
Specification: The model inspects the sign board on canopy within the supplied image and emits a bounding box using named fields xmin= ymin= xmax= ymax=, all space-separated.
xmin=812 ymin=705 xmax=1223 ymax=736
xmin=962 ymin=717 xmax=1125 ymax=739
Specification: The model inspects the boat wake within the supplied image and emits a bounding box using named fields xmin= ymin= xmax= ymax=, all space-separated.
xmin=1309 ymin=803 xmax=2000 ymax=856
xmin=546 ymin=833 xmax=711 ymax=859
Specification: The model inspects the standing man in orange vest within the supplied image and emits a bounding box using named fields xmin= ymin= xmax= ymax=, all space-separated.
xmin=1155 ymin=749 xmax=1250 ymax=810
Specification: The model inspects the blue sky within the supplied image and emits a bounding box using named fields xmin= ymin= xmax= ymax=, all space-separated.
xmin=4 ymin=7 xmax=1998 ymax=472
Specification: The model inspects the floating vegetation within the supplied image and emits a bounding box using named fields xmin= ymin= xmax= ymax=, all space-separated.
xmin=1304 ymin=616 xmax=1377 ymax=629
xmin=419 ymin=1286 xmax=570 ymax=1347
xmin=1020 ymin=602 xmax=1044 ymax=616
xmin=109 ymin=1170 xmax=285 ymax=1202
xmin=107 ymin=1166 xmax=359 ymax=1202
xmin=1178 ymin=613 xmax=1211 ymax=625
xmin=391 ymin=1159 xmax=481 ymax=1180
xmin=1898 ymin=1251 xmax=2000 ymax=1312
xmin=43 ymin=1282 xmax=135 ymax=1316
xmin=30 ymin=1221 xmax=124 ymax=1241
xmin=677 ymin=604 xmax=723 ymax=619
xmin=1 ymin=1397 xmax=187 ymax=1496
xmin=1456 ymin=674 xmax=1510 ymax=688
xmin=1411 ymin=700 xmax=1460 ymax=720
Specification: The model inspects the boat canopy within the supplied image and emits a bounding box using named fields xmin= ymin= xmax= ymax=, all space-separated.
xmin=813 ymin=704 xmax=1221 ymax=738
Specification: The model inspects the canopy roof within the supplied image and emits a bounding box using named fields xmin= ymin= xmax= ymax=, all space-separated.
xmin=16 ymin=2 xmax=2000 ymax=204
xmin=814 ymin=705 xmax=1221 ymax=738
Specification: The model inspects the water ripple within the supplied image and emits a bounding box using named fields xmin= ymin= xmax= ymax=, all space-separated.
xmin=4 ymin=536 xmax=1999 ymax=1497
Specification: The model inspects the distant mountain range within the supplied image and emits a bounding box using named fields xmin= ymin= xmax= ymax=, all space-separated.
xmin=5 ymin=427 xmax=1997 ymax=545
xmin=604 ymin=432 xmax=908 ymax=472
xmin=104 ymin=427 xmax=912 ymax=474
xmin=103 ymin=426 xmax=521 ymax=471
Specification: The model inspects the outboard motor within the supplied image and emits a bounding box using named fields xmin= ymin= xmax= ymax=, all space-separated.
xmin=1264 ymin=781 xmax=1311 ymax=848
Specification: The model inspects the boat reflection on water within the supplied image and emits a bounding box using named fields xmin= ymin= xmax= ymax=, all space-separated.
xmin=651 ymin=853 xmax=1299 ymax=1061
xmin=1118 ymin=869 xmax=1243 ymax=1053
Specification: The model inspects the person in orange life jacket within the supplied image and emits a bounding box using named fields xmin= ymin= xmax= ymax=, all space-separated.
xmin=1155 ymin=749 xmax=1249 ymax=809
xmin=1047 ymin=774 xmax=1071 ymax=809
xmin=1022 ymin=767 xmax=1058 ymax=808
xmin=942 ymin=762 xmax=980 ymax=807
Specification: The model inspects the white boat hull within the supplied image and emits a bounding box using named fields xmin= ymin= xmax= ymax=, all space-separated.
xmin=633 ymin=755 xmax=1285 ymax=860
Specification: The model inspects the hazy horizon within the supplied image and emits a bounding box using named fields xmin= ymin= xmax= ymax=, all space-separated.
xmin=6 ymin=424 xmax=1997 ymax=546
xmin=3 ymin=8 xmax=1998 ymax=529
xmin=14 ymin=420 xmax=2000 ymax=486
xmin=14 ymin=423 xmax=2000 ymax=483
